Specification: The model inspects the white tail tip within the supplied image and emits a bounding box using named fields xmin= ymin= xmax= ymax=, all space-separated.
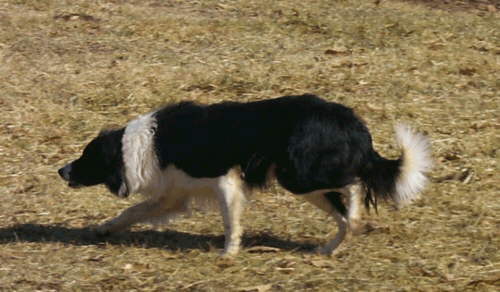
xmin=394 ymin=124 xmax=433 ymax=207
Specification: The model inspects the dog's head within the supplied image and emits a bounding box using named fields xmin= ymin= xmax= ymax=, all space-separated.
xmin=58 ymin=128 xmax=129 ymax=197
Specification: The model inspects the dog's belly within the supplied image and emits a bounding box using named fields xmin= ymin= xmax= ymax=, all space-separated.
xmin=142 ymin=165 xmax=243 ymax=213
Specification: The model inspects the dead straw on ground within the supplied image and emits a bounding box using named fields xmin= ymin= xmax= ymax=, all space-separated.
xmin=0 ymin=0 xmax=498 ymax=291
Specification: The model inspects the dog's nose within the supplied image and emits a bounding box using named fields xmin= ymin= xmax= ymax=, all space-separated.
xmin=58 ymin=164 xmax=71 ymax=180
xmin=58 ymin=167 xmax=63 ymax=177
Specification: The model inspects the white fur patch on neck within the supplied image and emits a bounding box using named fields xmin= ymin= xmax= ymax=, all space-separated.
xmin=122 ymin=112 xmax=159 ymax=194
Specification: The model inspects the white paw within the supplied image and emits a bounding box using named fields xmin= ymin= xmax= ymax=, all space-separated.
xmin=315 ymin=246 xmax=333 ymax=256
xmin=350 ymin=221 xmax=376 ymax=235
xmin=92 ymin=223 xmax=112 ymax=236
xmin=219 ymin=246 xmax=240 ymax=258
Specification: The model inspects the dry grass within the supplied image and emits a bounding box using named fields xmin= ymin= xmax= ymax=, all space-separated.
xmin=0 ymin=0 xmax=498 ymax=291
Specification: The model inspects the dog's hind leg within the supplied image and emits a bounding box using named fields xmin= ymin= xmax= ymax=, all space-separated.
xmin=302 ymin=191 xmax=348 ymax=255
xmin=346 ymin=183 xmax=368 ymax=235
xmin=215 ymin=170 xmax=247 ymax=256
xmin=318 ymin=211 xmax=348 ymax=255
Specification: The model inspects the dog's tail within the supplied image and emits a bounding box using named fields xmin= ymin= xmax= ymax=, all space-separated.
xmin=360 ymin=124 xmax=432 ymax=209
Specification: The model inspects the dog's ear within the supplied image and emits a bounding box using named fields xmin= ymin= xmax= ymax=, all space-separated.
xmin=98 ymin=129 xmax=111 ymax=137
xmin=99 ymin=125 xmax=122 ymax=137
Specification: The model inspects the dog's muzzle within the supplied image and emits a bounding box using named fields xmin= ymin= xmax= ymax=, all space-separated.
xmin=58 ymin=164 xmax=71 ymax=181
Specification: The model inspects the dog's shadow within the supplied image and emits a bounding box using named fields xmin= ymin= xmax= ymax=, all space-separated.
xmin=0 ymin=223 xmax=316 ymax=253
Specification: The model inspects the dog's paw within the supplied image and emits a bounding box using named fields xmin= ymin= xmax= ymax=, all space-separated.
xmin=350 ymin=222 xmax=376 ymax=235
xmin=215 ymin=254 xmax=237 ymax=268
xmin=315 ymin=244 xmax=347 ymax=257
xmin=315 ymin=246 xmax=333 ymax=256
xmin=219 ymin=247 xmax=240 ymax=258
xmin=91 ymin=224 xmax=112 ymax=236
xmin=218 ymin=252 xmax=236 ymax=260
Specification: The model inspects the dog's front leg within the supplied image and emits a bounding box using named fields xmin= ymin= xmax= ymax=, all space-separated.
xmin=216 ymin=175 xmax=246 ymax=257
xmin=95 ymin=199 xmax=163 ymax=235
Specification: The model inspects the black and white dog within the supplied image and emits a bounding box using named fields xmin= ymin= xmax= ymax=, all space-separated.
xmin=58 ymin=94 xmax=432 ymax=256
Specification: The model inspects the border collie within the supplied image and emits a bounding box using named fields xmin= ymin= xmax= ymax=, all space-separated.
xmin=58 ymin=94 xmax=432 ymax=256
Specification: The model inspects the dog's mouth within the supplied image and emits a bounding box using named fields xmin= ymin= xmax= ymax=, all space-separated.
xmin=68 ymin=181 xmax=83 ymax=188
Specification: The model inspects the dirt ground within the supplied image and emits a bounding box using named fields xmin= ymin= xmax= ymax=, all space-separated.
xmin=0 ymin=0 xmax=498 ymax=291
xmin=398 ymin=0 xmax=499 ymax=12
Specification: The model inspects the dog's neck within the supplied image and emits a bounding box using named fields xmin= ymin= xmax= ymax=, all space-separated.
xmin=121 ymin=112 xmax=160 ymax=194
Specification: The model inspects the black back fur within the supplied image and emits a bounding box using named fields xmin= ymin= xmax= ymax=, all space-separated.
xmin=153 ymin=94 xmax=399 ymax=208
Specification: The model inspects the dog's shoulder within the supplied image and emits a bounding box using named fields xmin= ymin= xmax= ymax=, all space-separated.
xmin=154 ymin=101 xmax=202 ymax=120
